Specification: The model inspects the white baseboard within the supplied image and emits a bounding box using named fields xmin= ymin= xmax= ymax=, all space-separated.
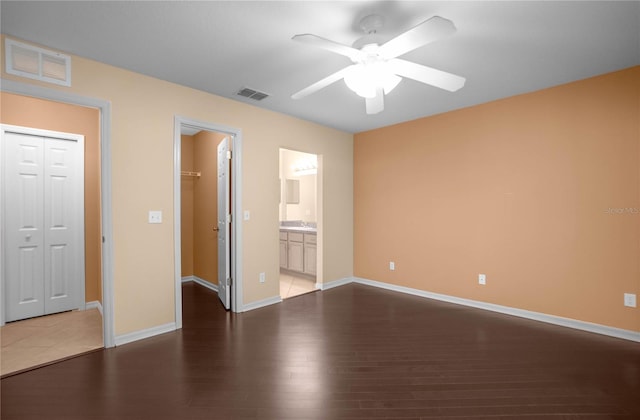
xmin=182 ymin=275 xmax=219 ymax=292
xmin=114 ymin=322 xmax=176 ymax=347
xmin=318 ymin=276 xmax=355 ymax=291
xmin=352 ymin=277 xmax=640 ymax=343
xmin=193 ymin=276 xmax=218 ymax=292
xmin=241 ymin=295 xmax=282 ymax=312
xmin=85 ymin=300 xmax=103 ymax=316
xmin=184 ymin=272 xmax=639 ymax=342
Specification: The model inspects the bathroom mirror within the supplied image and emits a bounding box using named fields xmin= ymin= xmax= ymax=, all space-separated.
xmin=286 ymin=179 xmax=300 ymax=204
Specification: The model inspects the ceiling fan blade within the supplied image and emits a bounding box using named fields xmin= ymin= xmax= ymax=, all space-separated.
xmin=378 ymin=16 xmax=456 ymax=59
xmin=388 ymin=59 xmax=465 ymax=92
xmin=292 ymin=34 xmax=362 ymax=61
xmin=292 ymin=65 xmax=356 ymax=100
xmin=365 ymin=87 xmax=384 ymax=114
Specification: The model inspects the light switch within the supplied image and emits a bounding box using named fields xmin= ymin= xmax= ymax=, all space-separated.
xmin=148 ymin=210 xmax=162 ymax=224
xmin=244 ymin=210 xmax=250 ymax=221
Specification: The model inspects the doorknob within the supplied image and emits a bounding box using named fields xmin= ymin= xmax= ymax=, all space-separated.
xmin=213 ymin=227 xmax=220 ymax=232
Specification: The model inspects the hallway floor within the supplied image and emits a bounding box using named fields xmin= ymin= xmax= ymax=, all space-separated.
xmin=1 ymin=308 xmax=103 ymax=377
xmin=280 ymin=271 xmax=317 ymax=299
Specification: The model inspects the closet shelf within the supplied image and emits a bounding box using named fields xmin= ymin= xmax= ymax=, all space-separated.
xmin=181 ymin=171 xmax=201 ymax=178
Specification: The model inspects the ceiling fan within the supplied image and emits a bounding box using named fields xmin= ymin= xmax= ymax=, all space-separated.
xmin=291 ymin=14 xmax=466 ymax=114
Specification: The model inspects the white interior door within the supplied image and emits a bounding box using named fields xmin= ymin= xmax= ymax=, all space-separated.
xmin=2 ymin=125 xmax=84 ymax=322
xmin=217 ymin=137 xmax=231 ymax=310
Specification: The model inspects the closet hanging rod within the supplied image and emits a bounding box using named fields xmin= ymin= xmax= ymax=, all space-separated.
xmin=181 ymin=171 xmax=201 ymax=178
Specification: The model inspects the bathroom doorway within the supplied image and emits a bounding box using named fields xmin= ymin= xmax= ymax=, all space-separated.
xmin=279 ymin=148 xmax=319 ymax=299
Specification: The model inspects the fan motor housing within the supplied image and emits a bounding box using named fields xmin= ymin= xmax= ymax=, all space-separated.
xmin=353 ymin=14 xmax=386 ymax=51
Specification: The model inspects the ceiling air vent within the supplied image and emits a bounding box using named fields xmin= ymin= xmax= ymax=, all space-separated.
xmin=5 ymin=38 xmax=71 ymax=87
xmin=237 ymin=87 xmax=269 ymax=101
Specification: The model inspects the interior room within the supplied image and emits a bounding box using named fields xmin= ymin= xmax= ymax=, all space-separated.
xmin=0 ymin=1 xmax=638 ymax=418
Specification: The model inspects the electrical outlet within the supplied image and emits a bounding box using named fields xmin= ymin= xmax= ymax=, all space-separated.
xmin=624 ymin=293 xmax=636 ymax=308
xmin=259 ymin=272 xmax=265 ymax=283
xmin=478 ymin=274 xmax=486 ymax=285
xmin=389 ymin=261 xmax=395 ymax=271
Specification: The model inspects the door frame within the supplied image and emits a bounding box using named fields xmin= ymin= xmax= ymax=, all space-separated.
xmin=0 ymin=78 xmax=115 ymax=348
xmin=173 ymin=116 xmax=243 ymax=329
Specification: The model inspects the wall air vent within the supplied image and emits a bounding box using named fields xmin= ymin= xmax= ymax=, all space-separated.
xmin=237 ymin=87 xmax=269 ymax=101
xmin=5 ymin=38 xmax=71 ymax=87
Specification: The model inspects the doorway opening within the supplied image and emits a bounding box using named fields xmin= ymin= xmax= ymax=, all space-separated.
xmin=279 ymin=148 xmax=319 ymax=299
xmin=0 ymin=85 xmax=112 ymax=375
xmin=174 ymin=117 xmax=242 ymax=328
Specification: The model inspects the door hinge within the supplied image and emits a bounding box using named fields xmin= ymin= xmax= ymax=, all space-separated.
xmin=227 ymin=277 xmax=231 ymax=286
xmin=227 ymin=213 xmax=232 ymax=223
xmin=226 ymin=150 xmax=232 ymax=160
xmin=102 ymin=236 xmax=105 ymax=243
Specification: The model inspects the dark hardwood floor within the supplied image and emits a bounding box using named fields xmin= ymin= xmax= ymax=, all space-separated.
xmin=2 ymin=282 xmax=639 ymax=419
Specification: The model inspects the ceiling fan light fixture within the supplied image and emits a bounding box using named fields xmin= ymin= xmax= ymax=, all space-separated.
xmin=343 ymin=62 xmax=401 ymax=98
xmin=291 ymin=14 xmax=464 ymax=114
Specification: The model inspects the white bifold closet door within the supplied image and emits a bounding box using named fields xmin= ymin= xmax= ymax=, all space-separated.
xmin=2 ymin=125 xmax=84 ymax=323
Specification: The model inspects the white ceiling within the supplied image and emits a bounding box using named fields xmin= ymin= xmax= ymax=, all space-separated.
xmin=2 ymin=1 xmax=639 ymax=133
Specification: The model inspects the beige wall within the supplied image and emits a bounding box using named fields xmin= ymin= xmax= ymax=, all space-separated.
xmin=1 ymin=92 xmax=102 ymax=304
xmin=180 ymin=135 xmax=194 ymax=277
xmin=1 ymin=35 xmax=353 ymax=336
xmin=354 ymin=66 xmax=640 ymax=332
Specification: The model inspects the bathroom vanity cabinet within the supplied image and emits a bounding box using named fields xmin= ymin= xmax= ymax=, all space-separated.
xmin=280 ymin=229 xmax=316 ymax=276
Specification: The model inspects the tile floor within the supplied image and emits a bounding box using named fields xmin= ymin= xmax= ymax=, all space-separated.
xmin=0 ymin=308 xmax=103 ymax=377
xmin=280 ymin=272 xmax=317 ymax=299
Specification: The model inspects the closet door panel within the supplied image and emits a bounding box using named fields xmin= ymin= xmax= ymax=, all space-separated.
xmin=4 ymin=132 xmax=45 ymax=322
xmin=43 ymin=137 xmax=83 ymax=315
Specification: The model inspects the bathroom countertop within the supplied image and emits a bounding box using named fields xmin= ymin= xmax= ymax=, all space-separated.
xmin=279 ymin=226 xmax=317 ymax=233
